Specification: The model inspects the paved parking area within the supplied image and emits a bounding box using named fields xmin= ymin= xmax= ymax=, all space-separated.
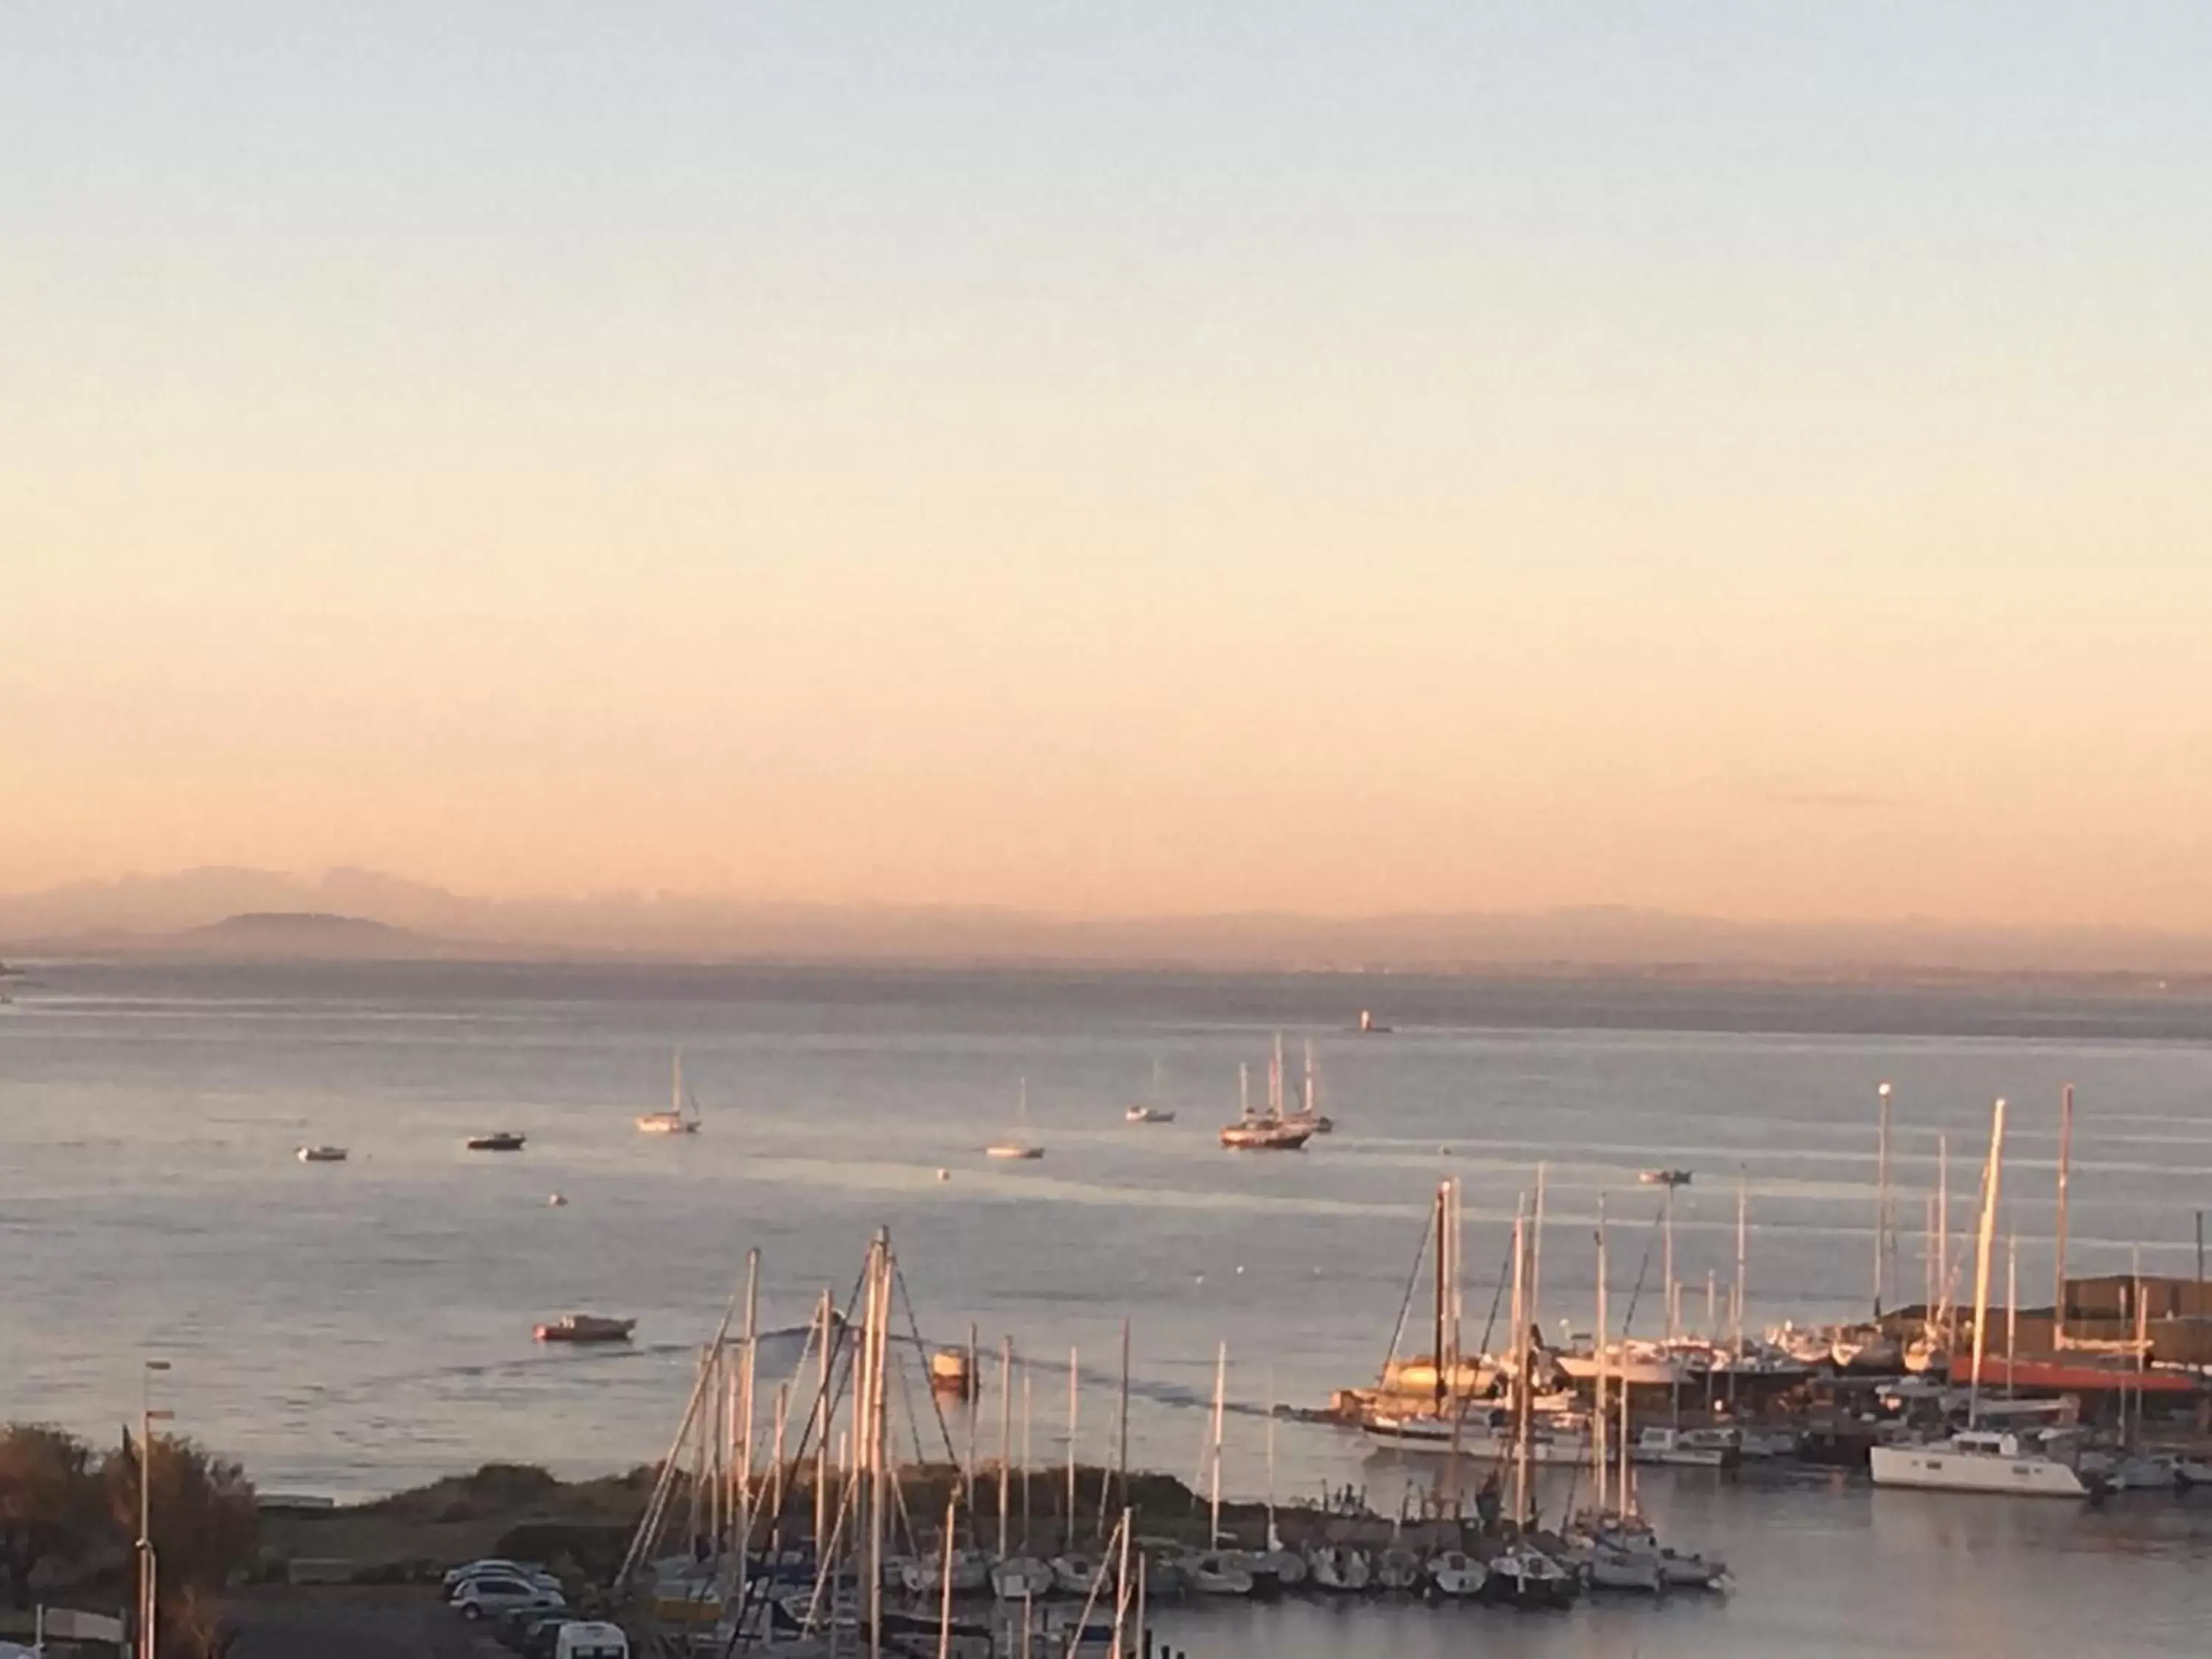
xmin=228 ymin=1586 xmax=501 ymax=1659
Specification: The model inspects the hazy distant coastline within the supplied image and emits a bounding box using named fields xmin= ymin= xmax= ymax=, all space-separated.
xmin=7 ymin=867 xmax=2212 ymax=984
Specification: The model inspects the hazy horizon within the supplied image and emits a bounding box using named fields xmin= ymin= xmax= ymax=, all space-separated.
xmin=13 ymin=863 xmax=2212 ymax=975
xmin=8 ymin=7 xmax=2211 ymax=931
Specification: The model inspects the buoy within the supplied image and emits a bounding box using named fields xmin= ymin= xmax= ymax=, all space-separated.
xmin=547 ymin=1193 xmax=568 ymax=1207
xmin=936 ymin=1167 xmax=951 ymax=1182
xmin=1193 ymin=1273 xmax=1205 ymax=1285
xmin=1235 ymin=1265 xmax=1245 ymax=1275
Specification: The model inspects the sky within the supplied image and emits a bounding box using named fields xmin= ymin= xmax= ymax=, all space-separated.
xmin=4 ymin=4 xmax=2211 ymax=927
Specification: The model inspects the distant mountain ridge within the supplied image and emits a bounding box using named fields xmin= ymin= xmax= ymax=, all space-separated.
xmin=167 ymin=911 xmax=456 ymax=960
xmin=4 ymin=867 xmax=2212 ymax=977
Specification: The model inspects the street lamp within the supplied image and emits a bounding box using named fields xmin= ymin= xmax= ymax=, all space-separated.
xmin=139 ymin=1361 xmax=173 ymax=1659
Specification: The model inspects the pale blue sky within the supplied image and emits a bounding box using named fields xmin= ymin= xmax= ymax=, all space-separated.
xmin=5 ymin=5 xmax=2211 ymax=921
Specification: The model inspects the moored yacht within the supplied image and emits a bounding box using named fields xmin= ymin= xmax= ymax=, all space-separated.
xmin=1219 ymin=1055 xmax=1311 ymax=1150
xmin=636 ymin=1048 xmax=703 ymax=1135
xmin=1870 ymin=1427 xmax=2091 ymax=1496
xmin=986 ymin=1079 xmax=1046 ymax=1159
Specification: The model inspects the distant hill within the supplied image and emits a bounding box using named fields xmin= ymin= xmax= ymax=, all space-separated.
xmin=164 ymin=911 xmax=458 ymax=961
xmin=7 ymin=867 xmax=2212 ymax=978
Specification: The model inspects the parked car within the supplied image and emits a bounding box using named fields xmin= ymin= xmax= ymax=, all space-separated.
xmin=450 ymin=1576 xmax=568 ymax=1622
xmin=443 ymin=1558 xmax=546 ymax=1592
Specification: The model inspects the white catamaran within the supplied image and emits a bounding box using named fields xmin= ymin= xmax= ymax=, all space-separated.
xmin=1870 ymin=1097 xmax=2090 ymax=1498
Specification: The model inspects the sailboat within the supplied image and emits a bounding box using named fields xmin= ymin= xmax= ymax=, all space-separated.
xmin=987 ymin=1079 xmax=1046 ymax=1160
xmin=1279 ymin=1039 xmax=1335 ymax=1134
xmin=636 ymin=1048 xmax=703 ymax=1135
xmin=1125 ymin=1058 xmax=1175 ymax=1124
xmin=1870 ymin=1098 xmax=2091 ymax=1498
xmin=1219 ymin=1046 xmax=1312 ymax=1150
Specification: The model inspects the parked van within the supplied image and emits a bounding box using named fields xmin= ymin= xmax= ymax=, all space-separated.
xmin=554 ymin=1621 xmax=630 ymax=1659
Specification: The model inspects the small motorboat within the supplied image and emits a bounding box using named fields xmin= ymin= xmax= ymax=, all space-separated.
xmin=296 ymin=1145 xmax=349 ymax=1164
xmin=1478 ymin=1546 xmax=1579 ymax=1610
xmin=1050 ymin=1554 xmax=1101 ymax=1598
xmin=465 ymin=1132 xmax=527 ymax=1152
xmin=928 ymin=1347 xmax=974 ymax=1399
xmin=1124 ymin=1104 xmax=1176 ymax=1123
xmin=990 ymin=1556 xmax=1055 ymax=1601
xmin=1178 ymin=1551 xmax=1254 ymax=1598
xmin=1305 ymin=1545 xmax=1371 ymax=1592
xmin=1425 ymin=1550 xmax=1486 ymax=1600
xmin=1638 ymin=1168 xmax=1693 ymax=1187
xmin=1374 ymin=1547 xmax=1422 ymax=1592
xmin=534 ymin=1313 xmax=637 ymax=1344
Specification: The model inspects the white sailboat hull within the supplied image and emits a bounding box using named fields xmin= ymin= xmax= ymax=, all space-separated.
xmin=1361 ymin=1417 xmax=1589 ymax=1464
xmin=1555 ymin=1352 xmax=1690 ymax=1388
xmin=1870 ymin=1443 xmax=2089 ymax=1497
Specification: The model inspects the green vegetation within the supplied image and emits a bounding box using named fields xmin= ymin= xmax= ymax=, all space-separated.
xmin=0 ymin=1422 xmax=256 ymax=1658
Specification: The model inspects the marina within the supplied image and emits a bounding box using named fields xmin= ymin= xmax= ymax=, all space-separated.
xmin=6 ymin=962 xmax=2212 ymax=1656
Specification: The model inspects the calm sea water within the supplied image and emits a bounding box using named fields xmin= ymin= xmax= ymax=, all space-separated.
xmin=5 ymin=960 xmax=2212 ymax=1654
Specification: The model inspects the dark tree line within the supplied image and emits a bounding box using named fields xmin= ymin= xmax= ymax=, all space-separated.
xmin=0 ymin=1422 xmax=256 ymax=1657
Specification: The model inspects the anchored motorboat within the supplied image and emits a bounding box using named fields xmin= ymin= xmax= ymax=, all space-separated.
xmin=464 ymin=1131 xmax=526 ymax=1152
xmin=534 ymin=1313 xmax=637 ymax=1344
xmin=296 ymin=1144 xmax=349 ymax=1164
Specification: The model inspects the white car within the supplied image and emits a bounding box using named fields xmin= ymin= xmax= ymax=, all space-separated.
xmin=448 ymin=1576 xmax=568 ymax=1621
xmin=442 ymin=1558 xmax=549 ymax=1593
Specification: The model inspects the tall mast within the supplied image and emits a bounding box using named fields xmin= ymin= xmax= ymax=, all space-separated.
xmin=1510 ymin=1197 xmax=1531 ymax=1528
xmin=1531 ymin=1162 xmax=1548 ymax=1340
xmin=1207 ymin=1343 xmax=1226 ymax=1545
xmin=1264 ymin=1368 xmax=1278 ymax=1549
xmin=673 ymin=1046 xmax=684 ymax=1116
xmin=2053 ymin=1083 xmax=2075 ymax=1347
xmin=1733 ymin=1171 xmax=1748 ymax=1350
xmin=863 ymin=1236 xmax=888 ymax=1659
xmin=1661 ymin=1179 xmax=1677 ymax=1343
xmin=1874 ymin=1082 xmax=1892 ymax=1316
xmin=2005 ymin=1234 xmax=2018 ymax=1400
xmin=1593 ymin=1200 xmax=1610 ymax=1517
xmin=1430 ymin=1182 xmax=1449 ymax=1408
xmin=1617 ymin=1334 xmax=1632 ymax=1517
xmin=737 ymin=1248 xmax=759 ymax=1601
xmin=998 ymin=1336 xmax=1013 ymax=1561
xmin=1065 ymin=1346 xmax=1079 ymax=1554
xmin=1238 ymin=1062 xmax=1251 ymax=1124
xmin=811 ymin=1287 xmax=832 ymax=1556
xmin=1936 ymin=1134 xmax=1952 ymax=1343
xmin=1965 ymin=1099 xmax=2006 ymax=1426
xmin=1303 ymin=1038 xmax=1316 ymax=1118
xmin=1269 ymin=1033 xmax=1283 ymax=1118
xmin=1116 ymin=1320 xmax=1130 ymax=1527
